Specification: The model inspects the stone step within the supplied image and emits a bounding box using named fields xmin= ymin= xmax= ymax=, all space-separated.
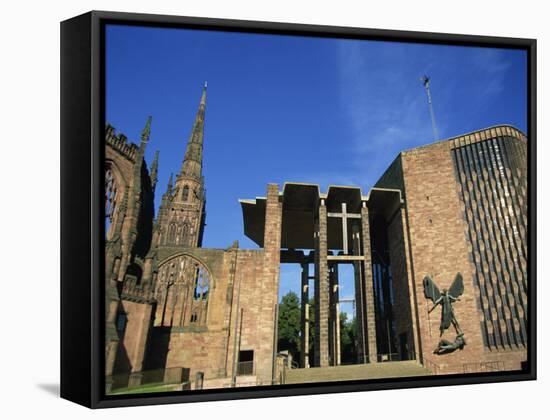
xmin=283 ymin=361 xmax=432 ymax=384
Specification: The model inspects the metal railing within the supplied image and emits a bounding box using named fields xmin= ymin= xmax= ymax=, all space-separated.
xmin=421 ymin=356 xmax=506 ymax=375
xmin=462 ymin=361 xmax=504 ymax=373
xmin=223 ymin=379 xmax=273 ymax=388
xmin=237 ymin=361 xmax=254 ymax=376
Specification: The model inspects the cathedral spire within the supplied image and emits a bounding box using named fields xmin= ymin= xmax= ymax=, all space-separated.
xmin=179 ymin=84 xmax=207 ymax=179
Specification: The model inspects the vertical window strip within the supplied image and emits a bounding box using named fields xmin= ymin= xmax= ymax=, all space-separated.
xmin=474 ymin=141 xmax=511 ymax=347
xmin=452 ymin=139 xmax=528 ymax=350
xmin=463 ymin=143 xmax=504 ymax=347
xmin=499 ymin=138 xmax=529 ymax=260
xmin=467 ymin=142 xmax=510 ymax=348
xmin=495 ymin=138 xmax=527 ymax=255
xmin=493 ymin=138 xmax=529 ymax=345
xmin=458 ymin=153 xmax=494 ymax=348
xmin=492 ymin=138 xmax=528 ymax=295
xmin=487 ymin=139 xmax=528 ymax=346
xmin=459 ymin=144 xmax=498 ymax=348
xmin=477 ymin=140 xmax=521 ymax=347
xmin=456 ymin=146 xmax=498 ymax=348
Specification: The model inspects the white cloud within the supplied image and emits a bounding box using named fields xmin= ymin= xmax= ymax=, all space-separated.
xmin=335 ymin=40 xmax=435 ymax=189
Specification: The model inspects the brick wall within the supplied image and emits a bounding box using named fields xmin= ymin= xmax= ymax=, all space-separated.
xmin=145 ymin=247 xmax=273 ymax=386
xmin=315 ymin=201 xmax=330 ymax=367
xmin=387 ymin=209 xmax=415 ymax=358
xmin=256 ymin=184 xmax=282 ymax=381
xmin=398 ymin=127 xmax=527 ymax=372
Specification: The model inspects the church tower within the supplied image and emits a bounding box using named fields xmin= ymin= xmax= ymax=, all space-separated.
xmin=156 ymin=84 xmax=207 ymax=248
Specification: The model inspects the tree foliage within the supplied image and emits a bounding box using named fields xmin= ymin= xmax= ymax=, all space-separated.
xmin=340 ymin=312 xmax=358 ymax=364
xmin=277 ymin=291 xmax=301 ymax=362
xmin=277 ymin=291 xmax=359 ymax=366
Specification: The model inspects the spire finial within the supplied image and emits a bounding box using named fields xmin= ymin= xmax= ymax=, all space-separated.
xmin=141 ymin=115 xmax=152 ymax=144
xmin=167 ymin=173 xmax=173 ymax=191
xmin=204 ymin=81 xmax=208 ymax=89
xmin=150 ymin=150 xmax=159 ymax=192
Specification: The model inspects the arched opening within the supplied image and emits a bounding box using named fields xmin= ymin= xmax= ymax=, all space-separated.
xmin=154 ymin=254 xmax=212 ymax=328
xmin=167 ymin=223 xmax=177 ymax=245
xmin=181 ymin=223 xmax=190 ymax=246
xmin=105 ymin=165 xmax=121 ymax=240
xmin=182 ymin=185 xmax=189 ymax=201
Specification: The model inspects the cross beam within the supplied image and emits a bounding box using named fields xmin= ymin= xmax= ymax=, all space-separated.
xmin=339 ymin=298 xmax=356 ymax=313
xmin=327 ymin=203 xmax=361 ymax=255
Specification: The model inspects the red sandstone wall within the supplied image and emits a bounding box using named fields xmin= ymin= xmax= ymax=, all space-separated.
xmin=157 ymin=248 xmax=273 ymax=386
xmin=118 ymin=300 xmax=152 ymax=373
xmin=387 ymin=210 xmax=414 ymax=357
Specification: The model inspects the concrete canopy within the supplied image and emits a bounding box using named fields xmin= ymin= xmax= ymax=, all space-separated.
xmin=239 ymin=196 xmax=267 ymax=247
xmin=239 ymin=182 xmax=396 ymax=250
xmin=366 ymin=188 xmax=403 ymax=223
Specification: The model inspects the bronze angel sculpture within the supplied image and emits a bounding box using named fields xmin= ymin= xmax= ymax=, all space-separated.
xmin=423 ymin=273 xmax=466 ymax=354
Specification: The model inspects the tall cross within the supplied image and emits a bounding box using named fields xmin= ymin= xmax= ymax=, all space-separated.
xmin=327 ymin=203 xmax=361 ymax=255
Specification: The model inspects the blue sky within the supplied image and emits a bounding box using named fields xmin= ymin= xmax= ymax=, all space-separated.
xmin=106 ymin=24 xmax=527 ymax=315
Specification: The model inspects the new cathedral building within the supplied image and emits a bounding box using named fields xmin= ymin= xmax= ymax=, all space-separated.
xmin=104 ymin=85 xmax=528 ymax=392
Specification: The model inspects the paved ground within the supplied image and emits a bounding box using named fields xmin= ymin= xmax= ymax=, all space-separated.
xmin=283 ymin=361 xmax=432 ymax=384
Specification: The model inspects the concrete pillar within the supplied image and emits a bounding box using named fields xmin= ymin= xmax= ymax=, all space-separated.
xmin=352 ymin=222 xmax=367 ymax=364
xmin=335 ymin=302 xmax=341 ymax=366
xmin=314 ymin=199 xmax=330 ymax=367
xmin=361 ymin=204 xmax=378 ymax=363
xmin=300 ymin=263 xmax=310 ymax=368
xmin=330 ymin=264 xmax=341 ymax=366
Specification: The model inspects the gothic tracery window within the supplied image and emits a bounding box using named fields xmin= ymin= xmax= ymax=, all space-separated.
xmin=181 ymin=223 xmax=190 ymax=246
xmin=167 ymin=223 xmax=177 ymax=244
xmin=105 ymin=167 xmax=118 ymax=239
xmin=155 ymin=255 xmax=211 ymax=327
xmin=193 ymin=267 xmax=209 ymax=301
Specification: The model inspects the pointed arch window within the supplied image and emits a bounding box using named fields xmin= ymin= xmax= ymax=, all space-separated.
xmin=193 ymin=268 xmax=210 ymax=301
xmin=167 ymin=223 xmax=177 ymax=245
xmin=155 ymin=255 xmax=211 ymax=327
xmin=105 ymin=167 xmax=119 ymax=240
xmin=181 ymin=223 xmax=190 ymax=245
xmin=182 ymin=185 xmax=190 ymax=201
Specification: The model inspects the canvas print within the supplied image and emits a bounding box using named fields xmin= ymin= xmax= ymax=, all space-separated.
xmin=103 ymin=23 xmax=529 ymax=395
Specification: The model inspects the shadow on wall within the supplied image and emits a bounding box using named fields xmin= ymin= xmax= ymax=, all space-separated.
xmin=143 ymin=326 xmax=172 ymax=372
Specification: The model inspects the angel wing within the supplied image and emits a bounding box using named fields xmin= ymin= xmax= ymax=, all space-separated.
xmin=423 ymin=275 xmax=441 ymax=304
xmin=448 ymin=273 xmax=464 ymax=299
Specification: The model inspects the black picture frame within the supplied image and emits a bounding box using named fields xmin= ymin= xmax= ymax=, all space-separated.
xmin=60 ymin=10 xmax=536 ymax=409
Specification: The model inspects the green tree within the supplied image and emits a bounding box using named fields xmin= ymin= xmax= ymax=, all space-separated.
xmin=340 ymin=312 xmax=358 ymax=364
xmin=277 ymin=291 xmax=301 ymax=362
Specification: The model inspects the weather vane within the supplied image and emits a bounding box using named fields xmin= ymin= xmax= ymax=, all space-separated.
xmin=421 ymin=75 xmax=439 ymax=142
